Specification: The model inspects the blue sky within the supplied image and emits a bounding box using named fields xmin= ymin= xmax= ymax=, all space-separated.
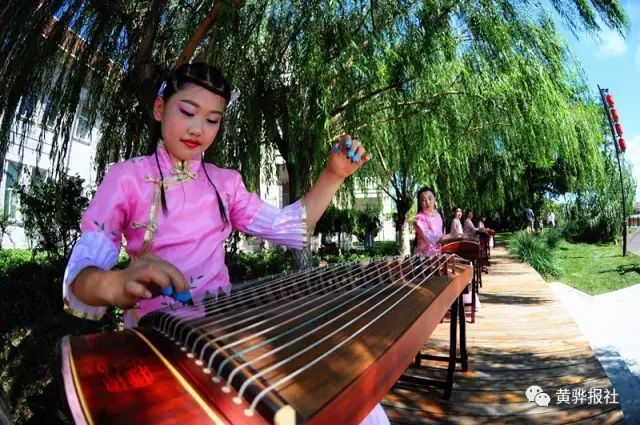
xmin=556 ymin=1 xmax=640 ymax=201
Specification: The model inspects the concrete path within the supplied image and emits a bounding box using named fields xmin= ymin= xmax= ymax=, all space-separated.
xmin=550 ymin=231 xmax=640 ymax=424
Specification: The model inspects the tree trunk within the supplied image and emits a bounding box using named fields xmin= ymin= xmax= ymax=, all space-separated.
xmin=292 ymin=247 xmax=313 ymax=270
xmin=175 ymin=2 xmax=224 ymax=69
xmin=395 ymin=198 xmax=412 ymax=256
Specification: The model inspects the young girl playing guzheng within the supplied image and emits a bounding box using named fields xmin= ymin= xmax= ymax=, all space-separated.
xmin=62 ymin=62 xmax=388 ymax=424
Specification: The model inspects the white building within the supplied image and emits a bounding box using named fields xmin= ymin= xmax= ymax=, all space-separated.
xmin=1 ymin=91 xmax=98 ymax=248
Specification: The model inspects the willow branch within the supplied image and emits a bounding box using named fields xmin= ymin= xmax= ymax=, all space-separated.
xmin=329 ymin=78 xmax=418 ymax=118
xmin=175 ymin=0 xmax=244 ymax=68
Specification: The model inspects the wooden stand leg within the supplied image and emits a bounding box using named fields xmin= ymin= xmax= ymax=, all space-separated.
xmin=404 ymin=295 xmax=470 ymax=400
xmin=458 ymin=294 xmax=468 ymax=372
xmin=443 ymin=297 xmax=458 ymax=400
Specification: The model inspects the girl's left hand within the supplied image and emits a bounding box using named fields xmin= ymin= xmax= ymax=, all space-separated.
xmin=326 ymin=135 xmax=369 ymax=179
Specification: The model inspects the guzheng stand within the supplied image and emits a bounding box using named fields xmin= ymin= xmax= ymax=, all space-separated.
xmin=401 ymin=241 xmax=479 ymax=399
xmin=400 ymin=275 xmax=468 ymax=400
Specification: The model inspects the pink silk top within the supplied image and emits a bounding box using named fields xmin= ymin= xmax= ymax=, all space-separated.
xmin=413 ymin=211 xmax=443 ymax=255
xmin=464 ymin=218 xmax=478 ymax=236
xmin=450 ymin=218 xmax=463 ymax=236
xmin=62 ymin=145 xmax=308 ymax=326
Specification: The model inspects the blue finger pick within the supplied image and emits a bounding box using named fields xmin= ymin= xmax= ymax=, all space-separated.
xmin=352 ymin=153 xmax=361 ymax=163
xmin=161 ymin=284 xmax=174 ymax=297
xmin=173 ymin=290 xmax=192 ymax=304
xmin=344 ymin=138 xmax=352 ymax=149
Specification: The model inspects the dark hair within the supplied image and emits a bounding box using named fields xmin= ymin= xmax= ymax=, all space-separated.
xmin=147 ymin=62 xmax=232 ymax=224
xmin=416 ymin=186 xmax=436 ymax=212
xmin=465 ymin=209 xmax=473 ymax=218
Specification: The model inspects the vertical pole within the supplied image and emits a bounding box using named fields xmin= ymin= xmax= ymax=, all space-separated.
xmin=598 ymin=85 xmax=627 ymax=256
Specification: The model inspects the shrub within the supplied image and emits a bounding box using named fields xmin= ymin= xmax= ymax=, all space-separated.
xmin=226 ymin=250 xmax=294 ymax=283
xmin=0 ymin=213 xmax=15 ymax=249
xmin=0 ymin=249 xmax=120 ymax=425
xmin=353 ymin=206 xmax=382 ymax=250
xmin=371 ymin=240 xmax=400 ymax=256
xmin=508 ymin=231 xmax=561 ymax=277
xmin=562 ymin=154 xmax=635 ymax=243
xmin=542 ymin=227 xmax=562 ymax=249
xmin=16 ymin=174 xmax=89 ymax=260
xmin=314 ymin=206 xmax=356 ymax=248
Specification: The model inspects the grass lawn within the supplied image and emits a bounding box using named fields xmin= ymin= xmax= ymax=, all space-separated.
xmin=554 ymin=239 xmax=640 ymax=295
xmin=496 ymin=230 xmax=640 ymax=295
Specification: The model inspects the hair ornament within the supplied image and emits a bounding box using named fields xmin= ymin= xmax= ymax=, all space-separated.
xmin=157 ymin=80 xmax=167 ymax=97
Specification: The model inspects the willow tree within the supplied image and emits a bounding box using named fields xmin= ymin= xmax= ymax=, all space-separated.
xmin=188 ymin=0 xmax=627 ymax=257
xmin=340 ymin=2 xmax=626 ymax=253
xmin=0 ymin=0 xmax=627 ymax=251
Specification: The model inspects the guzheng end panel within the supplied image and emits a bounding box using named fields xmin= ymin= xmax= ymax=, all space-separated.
xmin=61 ymin=330 xmax=241 ymax=425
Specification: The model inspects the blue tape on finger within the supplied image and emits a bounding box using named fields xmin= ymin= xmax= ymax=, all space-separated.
xmin=352 ymin=153 xmax=360 ymax=163
xmin=173 ymin=291 xmax=192 ymax=303
xmin=331 ymin=144 xmax=340 ymax=153
xmin=161 ymin=284 xmax=174 ymax=297
xmin=347 ymin=150 xmax=355 ymax=159
xmin=344 ymin=138 xmax=352 ymax=149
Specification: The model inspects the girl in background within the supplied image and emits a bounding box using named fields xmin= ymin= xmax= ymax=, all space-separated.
xmin=450 ymin=207 xmax=463 ymax=236
xmin=413 ymin=186 xmax=444 ymax=255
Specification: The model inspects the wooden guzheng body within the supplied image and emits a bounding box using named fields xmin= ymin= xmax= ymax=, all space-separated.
xmin=60 ymin=254 xmax=473 ymax=425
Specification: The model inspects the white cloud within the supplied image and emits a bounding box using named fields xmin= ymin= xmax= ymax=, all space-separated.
xmin=595 ymin=29 xmax=628 ymax=57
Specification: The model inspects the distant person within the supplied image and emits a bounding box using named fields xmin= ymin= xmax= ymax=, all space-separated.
xmin=450 ymin=207 xmax=463 ymax=236
xmin=525 ymin=208 xmax=535 ymax=233
xmin=535 ymin=217 xmax=543 ymax=234
xmin=547 ymin=211 xmax=556 ymax=227
xmin=478 ymin=213 xmax=494 ymax=249
xmin=463 ymin=209 xmax=479 ymax=237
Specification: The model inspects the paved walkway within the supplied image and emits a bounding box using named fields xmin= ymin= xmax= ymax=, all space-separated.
xmin=382 ymin=247 xmax=626 ymax=424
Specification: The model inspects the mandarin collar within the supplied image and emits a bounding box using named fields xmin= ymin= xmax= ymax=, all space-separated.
xmin=156 ymin=140 xmax=203 ymax=177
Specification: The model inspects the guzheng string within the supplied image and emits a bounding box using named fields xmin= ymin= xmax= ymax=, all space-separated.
xmin=220 ymin=255 xmax=449 ymax=395
xmin=164 ymin=257 xmax=400 ymax=348
xmin=142 ymin=254 xmax=459 ymax=418
xmin=157 ymin=264 xmax=352 ymax=347
xmin=206 ymin=259 xmax=407 ymax=378
xmin=160 ymin=256 xmax=390 ymax=341
xmin=241 ymin=255 xmax=449 ymax=415
xmin=156 ymin=261 xmax=354 ymax=337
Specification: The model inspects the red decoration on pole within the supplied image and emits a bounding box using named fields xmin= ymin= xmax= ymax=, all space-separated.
xmin=606 ymin=93 xmax=615 ymax=106
xmin=619 ymin=137 xmax=627 ymax=153
xmin=611 ymin=108 xmax=620 ymax=121
xmin=598 ymin=85 xmax=628 ymax=256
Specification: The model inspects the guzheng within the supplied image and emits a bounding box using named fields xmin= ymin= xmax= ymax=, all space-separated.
xmin=60 ymin=254 xmax=473 ymax=425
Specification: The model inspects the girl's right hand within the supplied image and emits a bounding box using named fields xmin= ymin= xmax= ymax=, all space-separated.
xmin=110 ymin=253 xmax=190 ymax=308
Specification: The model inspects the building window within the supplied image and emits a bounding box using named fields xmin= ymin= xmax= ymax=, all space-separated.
xmin=18 ymin=94 xmax=37 ymax=120
xmin=3 ymin=162 xmax=22 ymax=220
xmin=73 ymin=101 xmax=91 ymax=143
xmin=2 ymin=163 xmax=48 ymax=221
xmin=42 ymin=95 xmax=58 ymax=129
